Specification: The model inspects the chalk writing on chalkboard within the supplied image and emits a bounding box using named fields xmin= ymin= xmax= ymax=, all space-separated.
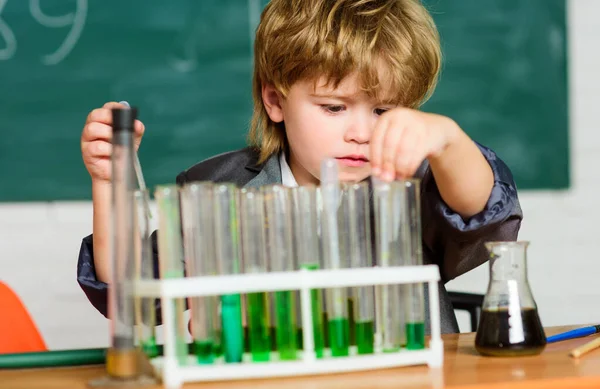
xmin=0 ymin=0 xmax=87 ymax=64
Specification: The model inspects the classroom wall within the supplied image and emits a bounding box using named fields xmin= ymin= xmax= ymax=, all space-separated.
xmin=0 ymin=0 xmax=595 ymax=350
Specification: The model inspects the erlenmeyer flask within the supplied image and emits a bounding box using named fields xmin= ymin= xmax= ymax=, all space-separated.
xmin=475 ymin=241 xmax=546 ymax=357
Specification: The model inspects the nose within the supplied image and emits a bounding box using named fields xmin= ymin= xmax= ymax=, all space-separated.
xmin=343 ymin=111 xmax=371 ymax=144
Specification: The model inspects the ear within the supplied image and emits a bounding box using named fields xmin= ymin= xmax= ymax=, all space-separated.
xmin=262 ymin=83 xmax=284 ymax=123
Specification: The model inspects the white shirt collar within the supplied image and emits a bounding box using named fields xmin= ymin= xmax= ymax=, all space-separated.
xmin=280 ymin=152 xmax=298 ymax=187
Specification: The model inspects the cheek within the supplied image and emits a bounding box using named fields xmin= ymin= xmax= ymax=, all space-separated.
xmin=286 ymin=106 xmax=334 ymax=148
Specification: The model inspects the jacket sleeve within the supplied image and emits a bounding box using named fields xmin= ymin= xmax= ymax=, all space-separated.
xmin=77 ymin=173 xmax=190 ymax=319
xmin=76 ymin=231 xmax=161 ymax=319
xmin=421 ymin=142 xmax=523 ymax=283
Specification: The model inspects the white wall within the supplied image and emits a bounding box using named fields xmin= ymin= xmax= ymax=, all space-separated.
xmin=0 ymin=0 xmax=595 ymax=350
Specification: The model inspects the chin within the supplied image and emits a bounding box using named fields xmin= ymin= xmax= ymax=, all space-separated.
xmin=337 ymin=170 xmax=370 ymax=183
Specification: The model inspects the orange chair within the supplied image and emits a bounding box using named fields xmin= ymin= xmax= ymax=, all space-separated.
xmin=0 ymin=281 xmax=47 ymax=353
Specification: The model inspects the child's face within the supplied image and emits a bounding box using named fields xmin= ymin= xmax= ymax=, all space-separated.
xmin=266 ymin=72 xmax=395 ymax=185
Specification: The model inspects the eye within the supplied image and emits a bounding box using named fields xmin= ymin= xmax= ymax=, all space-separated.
xmin=321 ymin=105 xmax=346 ymax=114
xmin=374 ymin=108 xmax=389 ymax=116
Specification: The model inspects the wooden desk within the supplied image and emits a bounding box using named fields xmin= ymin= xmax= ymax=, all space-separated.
xmin=2 ymin=326 xmax=600 ymax=389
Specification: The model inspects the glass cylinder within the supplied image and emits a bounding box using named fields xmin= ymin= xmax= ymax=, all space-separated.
xmin=109 ymin=109 xmax=136 ymax=353
xmin=239 ymin=188 xmax=271 ymax=362
xmin=263 ymin=185 xmax=297 ymax=361
xmin=133 ymin=189 xmax=158 ymax=358
xmin=180 ymin=182 xmax=220 ymax=364
xmin=345 ymin=182 xmax=375 ymax=355
xmin=320 ymin=159 xmax=349 ymax=357
xmin=213 ymin=184 xmax=244 ymax=363
xmin=373 ymin=181 xmax=408 ymax=351
xmin=290 ymin=185 xmax=325 ymax=358
xmin=404 ymin=179 xmax=425 ymax=350
xmin=155 ymin=185 xmax=188 ymax=365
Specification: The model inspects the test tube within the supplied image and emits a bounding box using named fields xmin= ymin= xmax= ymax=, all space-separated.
xmin=345 ymin=183 xmax=375 ymax=355
xmin=213 ymin=184 xmax=244 ymax=363
xmin=239 ymin=188 xmax=271 ymax=362
xmin=106 ymin=108 xmax=139 ymax=379
xmin=133 ymin=189 xmax=158 ymax=358
xmin=180 ymin=182 xmax=220 ymax=364
xmin=263 ymin=185 xmax=297 ymax=361
xmin=290 ymin=185 xmax=325 ymax=358
xmin=320 ymin=159 xmax=349 ymax=357
xmin=373 ymin=180 xmax=408 ymax=352
xmin=337 ymin=187 xmax=353 ymax=347
xmin=404 ymin=180 xmax=426 ymax=349
xmin=155 ymin=185 xmax=189 ymax=365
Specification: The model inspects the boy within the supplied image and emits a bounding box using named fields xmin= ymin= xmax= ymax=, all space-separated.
xmin=78 ymin=0 xmax=521 ymax=333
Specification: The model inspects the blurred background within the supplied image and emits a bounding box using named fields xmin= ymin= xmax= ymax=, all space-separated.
xmin=0 ymin=0 xmax=588 ymax=350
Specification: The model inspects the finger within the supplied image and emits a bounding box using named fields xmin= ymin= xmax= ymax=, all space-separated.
xmin=134 ymin=120 xmax=145 ymax=141
xmin=103 ymin=101 xmax=125 ymax=109
xmin=380 ymin=121 xmax=406 ymax=181
xmin=85 ymin=140 xmax=112 ymax=158
xmin=86 ymin=108 xmax=113 ymax=125
xmin=86 ymin=102 xmax=130 ymax=125
xmin=394 ymin=129 xmax=420 ymax=179
xmin=398 ymin=132 xmax=426 ymax=179
xmin=369 ymin=114 xmax=390 ymax=175
xmin=83 ymin=122 xmax=112 ymax=142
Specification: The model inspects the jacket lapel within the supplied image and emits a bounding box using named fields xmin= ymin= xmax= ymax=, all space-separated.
xmin=245 ymin=152 xmax=282 ymax=188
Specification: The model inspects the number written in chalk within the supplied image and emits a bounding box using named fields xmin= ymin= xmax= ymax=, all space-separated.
xmin=0 ymin=0 xmax=87 ymax=65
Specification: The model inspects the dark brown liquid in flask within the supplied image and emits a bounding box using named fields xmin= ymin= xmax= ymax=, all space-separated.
xmin=475 ymin=307 xmax=546 ymax=357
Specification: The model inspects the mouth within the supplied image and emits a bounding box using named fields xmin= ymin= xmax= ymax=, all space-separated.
xmin=336 ymin=155 xmax=369 ymax=167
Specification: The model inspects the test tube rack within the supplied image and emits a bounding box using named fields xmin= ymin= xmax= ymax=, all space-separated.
xmin=134 ymin=265 xmax=444 ymax=389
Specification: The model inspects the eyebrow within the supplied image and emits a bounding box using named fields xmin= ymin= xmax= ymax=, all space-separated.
xmin=310 ymin=92 xmax=398 ymax=106
xmin=309 ymin=92 xmax=360 ymax=101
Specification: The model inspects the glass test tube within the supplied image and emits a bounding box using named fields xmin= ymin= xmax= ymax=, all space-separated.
xmin=213 ymin=184 xmax=244 ymax=363
xmin=291 ymin=185 xmax=325 ymax=358
xmin=106 ymin=108 xmax=138 ymax=378
xmin=373 ymin=180 xmax=408 ymax=352
xmin=404 ymin=180 xmax=425 ymax=349
xmin=133 ymin=189 xmax=158 ymax=358
xmin=263 ymin=185 xmax=297 ymax=361
xmin=345 ymin=183 xmax=375 ymax=355
xmin=239 ymin=188 xmax=271 ymax=362
xmin=320 ymin=159 xmax=349 ymax=357
xmin=155 ymin=185 xmax=189 ymax=365
xmin=180 ymin=182 xmax=220 ymax=364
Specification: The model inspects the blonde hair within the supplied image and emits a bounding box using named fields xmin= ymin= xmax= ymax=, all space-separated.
xmin=249 ymin=0 xmax=442 ymax=164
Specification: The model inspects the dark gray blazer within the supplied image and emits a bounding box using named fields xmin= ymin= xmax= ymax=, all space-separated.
xmin=77 ymin=145 xmax=522 ymax=334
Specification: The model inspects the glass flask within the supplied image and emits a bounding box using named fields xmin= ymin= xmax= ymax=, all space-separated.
xmin=475 ymin=241 xmax=546 ymax=357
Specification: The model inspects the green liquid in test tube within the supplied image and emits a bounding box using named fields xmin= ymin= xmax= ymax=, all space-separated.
xmin=180 ymin=182 xmax=220 ymax=364
xmin=214 ymin=184 xmax=244 ymax=363
xmin=320 ymin=159 xmax=349 ymax=357
xmin=240 ymin=188 xmax=271 ymax=362
xmin=291 ymin=185 xmax=325 ymax=358
xmin=343 ymin=183 xmax=375 ymax=355
xmin=404 ymin=180 xmax=426 ymax=350
xmin=263 ymin=185 xmax=297 ymax=361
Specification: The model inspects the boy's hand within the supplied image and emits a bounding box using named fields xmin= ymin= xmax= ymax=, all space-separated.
xmin=370 ymin=107 xmax=460 ymax=181
xmin=81 ymin=102 xmax=145 ymax=183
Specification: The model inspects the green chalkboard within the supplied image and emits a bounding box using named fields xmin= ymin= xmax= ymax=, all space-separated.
xmin=422 ymin=0 xmax=569 ymax=191
xmin=0 ymin=0 xmax=568 ymax=202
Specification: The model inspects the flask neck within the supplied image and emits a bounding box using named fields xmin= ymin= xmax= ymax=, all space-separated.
xmin=486 ymin=242 xmax=529 ymax=282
